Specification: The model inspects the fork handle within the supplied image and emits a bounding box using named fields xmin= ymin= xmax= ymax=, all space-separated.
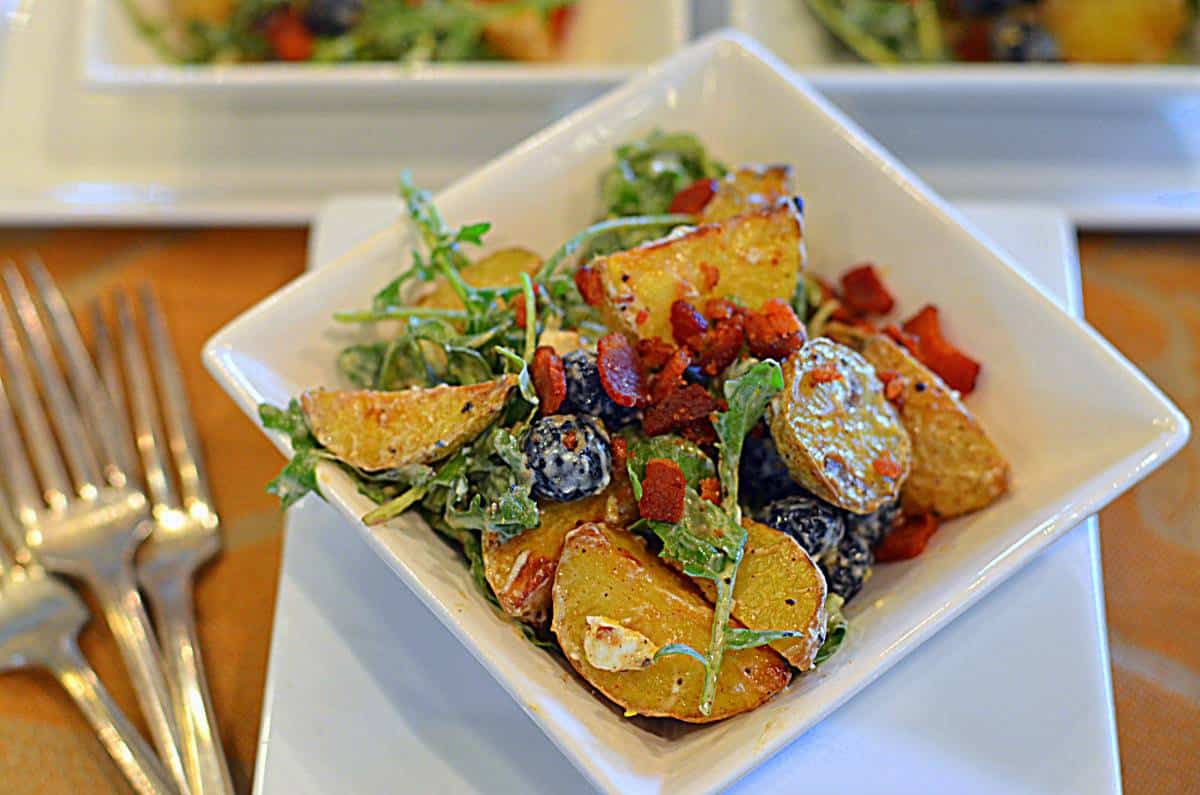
xmin=146 ymin=574 xmax=235 ymax=795
xmin=89 ymin=569 xmax=192 ymax=795
xmin=47 ymin=637 xmax=179 ymax=795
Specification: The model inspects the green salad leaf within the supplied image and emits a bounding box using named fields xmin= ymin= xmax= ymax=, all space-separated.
xmin=641 ymin=361 xmax=793 ymax=716
xmin=259 ymin=400 xmax=325 ymax=509
xmin=814 ymin=593 xmax=848 ymax=666
xmin=600 ymin=130 xmax=726 ymax=219
xmin=623 ymin=433 xmax=715 ymax=500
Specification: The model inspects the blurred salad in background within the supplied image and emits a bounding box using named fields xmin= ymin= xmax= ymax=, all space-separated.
xmin=122 ymin=0 xmax=575 ymax=64
xmin=807 ymin=0 xmax=1199 ymax=64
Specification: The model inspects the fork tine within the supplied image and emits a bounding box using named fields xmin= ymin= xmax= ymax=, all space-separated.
xmin=90 ymin=300 xmax=139 ymax=480
xmin=115 ymin=291 xmax=180 ymax=513
xmin=139 ymin=285 xmax=214 ymax=520
xmin=0 ymin=373 xmax=42 ymax=533
xmin=26 ymin=257 xmax=131 ymax=490
xmin=0 ymin=434 xmax=32 ymax=567
xmin=0 ymin=277 xmax=71 ymax=512
xmin=2 ymin=266 xmax=104 ymax=501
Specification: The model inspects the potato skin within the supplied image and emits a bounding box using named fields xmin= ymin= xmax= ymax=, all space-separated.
xmin=827 ymin=324 xmax=1009 ymax=518
xmin=768 ymin=338 xmax=911 ymax=514
xmin=301 ymin=377 xmax=516 ymax=470
xmin=700 ymin=164 xmax=795 ymax=224
xmin=483 ymin=481 xmax=638 ymax=624
xmin=418 ymin=247 xmax=543 ymax=311
xmin=551 ymin=524 xmax=791 ymax=723
xmin=693 ymin=520 xmax=827 ymax=670
xmin=592 ymin=203 xmax=805 ymax=342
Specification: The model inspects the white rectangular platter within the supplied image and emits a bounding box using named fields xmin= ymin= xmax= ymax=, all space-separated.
xmin=204 ymin=33 xmax=1186 ymax=794
xmin=250 ymin=199 xmax=1122 ymax=795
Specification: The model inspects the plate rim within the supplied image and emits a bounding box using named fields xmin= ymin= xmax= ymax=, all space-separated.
xmin=204 ymin=31 xmax=1190 ymax=795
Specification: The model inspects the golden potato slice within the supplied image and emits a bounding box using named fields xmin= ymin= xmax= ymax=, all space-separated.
xmin=483 ymin=481 xmax=638 ymax=624
xmin=768 ymin=338 xmax=911 ymax=514
xmin=700 ymin=164 xmax=795 ymax=224
xmin=551 ymin=523 xmax=791 ymax=723
xmin=692 ymin=520 xmax=827 ymax=670
xmin=592 ymin=203 xmax=804 ymax=342
xmin=483 ymin=9 xmax=557 ymax=61
xmin=418 ymin=247 xmax=543 ymax=311
xmin=827 ymin=324 xmax=1009 ymax=518
xmin=174 ymin=0 xmax=233 ymax=25
xmin=301 ymin=377 xmax=516 ymax=471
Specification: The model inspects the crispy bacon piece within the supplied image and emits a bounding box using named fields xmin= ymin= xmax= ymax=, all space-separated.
xmin=597 ymin=333 xmax=645 ymax=408
xmin=649 ymin=347 xmax=693 ymax=405
xmin=877 ymin=369 xmax=908 ymax=404
xmin=873 ymin=451 xmax=903 ymax=479
xmin=680 ymin=419 xmax=718 ymax=447
xmin=839 ymin=264 xmax=896 ymax=316
xmin=635 ymin=338 xmax=676 ymax=371
xmin=696 ymin=313 xmax=745 ymax=376
xmin=809 ymin=364 xmax=842 ymax=384
xmin=699 ymin=477 xmax=721 ymax=504
xmin=875 ymin=513 xmax=940 ymax=562
xmin=668 ymin=178 xmax=717 ymax=214
xmin=531 ymin=346 xmax=566 ymax=414
xmin=639 ymin=459 xmax=687 ymax=523
xmin=670 ymin=300 xmax=709 ymax=350
xmin=745 ymin=298 xmax=805 ymax=360
xmin=575 ymin=265 xmax=604 ymax=307
xmin=642 ymin=384 xmax=717 ymax=436
xmin=703 ymin=298 xmax=741 ymax=323
xmin=901 ymin=305 xmax=981 ymax=395
xmin=610 ymin=435 xmax=628 ymax=473
xmin=264 ymin=9 xmax=314 ymax=61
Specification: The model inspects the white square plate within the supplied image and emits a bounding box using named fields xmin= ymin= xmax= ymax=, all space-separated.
xmin=205 ymin=32 xmax=1188 ymax=795
xmin=731 ymin=0 xmax=1200 ymax=107
xmin=82 ymin=0 xmax=688 ymax=99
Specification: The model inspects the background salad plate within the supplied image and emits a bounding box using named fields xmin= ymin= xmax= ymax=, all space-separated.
xmin=203 ymin=32 xmax=1188 ymax=795
xmin=82 ymin=0 xmax=689 ymax=100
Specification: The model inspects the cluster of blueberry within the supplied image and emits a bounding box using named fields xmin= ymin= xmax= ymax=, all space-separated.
xmin=958 ymin=0 xmax=1059 ymax=62
xmin=522 ymin=350 xmax=635 ymax=502
xmin=744 ymin=434 xmax=899 ymax=603
xmin=302 ymin=0 xmax=364 ymax=36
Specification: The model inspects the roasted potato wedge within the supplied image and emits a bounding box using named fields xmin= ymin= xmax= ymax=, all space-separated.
xmin=174 ymin=0 xmax=233 ymax=24
xmin=301 ymin=376 xmax=517 ymax=470
xmin=700 ymin=164 xmax=795 ymax=224
xmin=693 ymin=520 xmax=827 ymax=670
xmin=768 ymin=338 xmax=911 ymax=514
xmin=483 ymin=481 xmax=638 ymax=624
xmin=418 ymin=247 xmax=543 ymax=311
xmin=552 ymin=523 xmax=791 ymax=722
xmin=827 ymin=324 xmax=1009 ymax=518
xmin=483 ymin=9 xmax=558 ymax=61
xmin=592 ymin=203 xmax=804 ymax=342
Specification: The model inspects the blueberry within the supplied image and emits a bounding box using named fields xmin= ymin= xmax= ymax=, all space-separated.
xmin=758 ymin=494 xmax=845 ymax=559
xmin=823 ymin=532 xmax=873 ymax=604
xmin=561 ymin=350 xmax=637 ymax=429
xmin=523 ymin=414 xmax=612 ymax=502
xmin=956 ymin=0 xmax=1029 ymax=16
xmin=304 ymin=0 xmax=363 ymax=36
xmin=740 ymin=432 xmax=801 ymax=509
xmin=843 ymin=500 xmax=901 ymax=548
xmin=990 ymin=20 xmax=1059 ymax=62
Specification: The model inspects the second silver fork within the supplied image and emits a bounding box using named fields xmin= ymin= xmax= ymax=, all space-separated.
xmin=92 ymin=286 xmax=235 ymax=795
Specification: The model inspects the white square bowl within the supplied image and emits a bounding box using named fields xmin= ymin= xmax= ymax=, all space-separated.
xmin=81 ymin=0 xmax=688 ymax=99
xmin=204 ymin=31 xmax=1188 ymax=795
xmin=730 ymin=0 xmax=1200 ymax=109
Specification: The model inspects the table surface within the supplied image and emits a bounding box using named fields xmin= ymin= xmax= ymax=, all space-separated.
xmin=0 ymin=225 xmax=1196 ymax=794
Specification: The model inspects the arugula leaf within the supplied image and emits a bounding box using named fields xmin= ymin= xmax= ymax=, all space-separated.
xmin=724 ymin=627 xmax=802 ymax=651
xmin=600 ymin=130 xmax=726 ymax=219
xmin=260 ymin=400 xmax=326 ymax=508
xmin=814 ymin=593 xmax=848 ymax=666
xmin=713 ymin=360 xmax=784 ymax=522
xmin=643 ymin=490 xmax=742 ymax=580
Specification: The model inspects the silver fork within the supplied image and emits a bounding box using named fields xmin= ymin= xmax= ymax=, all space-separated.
xmin=0 ymin=489 xmax=176 ymax=795
xmin=87 ymin=286 xmax=235 ymax=795
xmin=0 ymin=261 xmax=191 ymax=795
